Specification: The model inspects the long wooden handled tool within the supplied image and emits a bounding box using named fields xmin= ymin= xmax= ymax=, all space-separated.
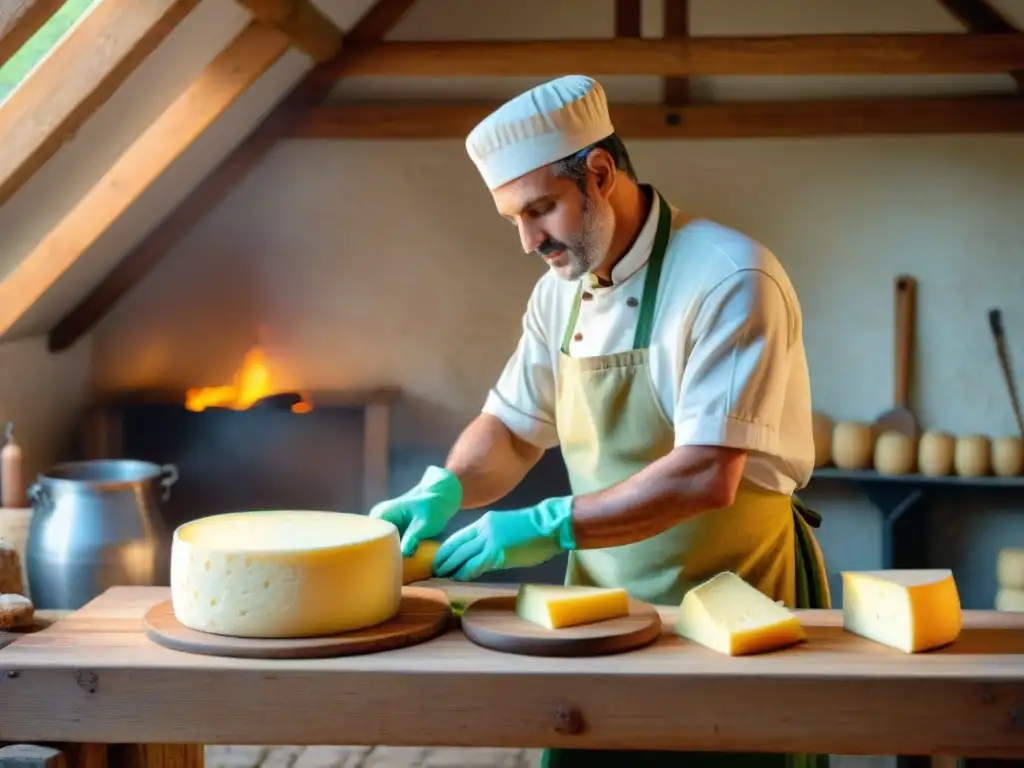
xmin=874 ymin=275 xmax=919 ymax=439
xmin=988 ymin=308 xmax=1024 ymax=437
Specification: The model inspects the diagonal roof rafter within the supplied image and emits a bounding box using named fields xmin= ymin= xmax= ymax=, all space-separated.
xmin=46 ymin=0 xmax=420 ymax=352
xmin=0 ymin=0 xmax=66 ymax=69
xmin=0 ymin=0 xmax=203 ymax=208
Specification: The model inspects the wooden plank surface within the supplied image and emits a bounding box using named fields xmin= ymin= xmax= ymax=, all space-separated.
xmin=292 ymin=97 xmax=1024 ymax=140
xmin=316 ymin=34 xmax=1024 ymax=79
xmin=0 ymin=582 xmax=1023 ymax=756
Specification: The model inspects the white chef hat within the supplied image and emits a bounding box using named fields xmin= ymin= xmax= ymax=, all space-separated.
xmin=465 ymin=75 xmax=615 ymax=191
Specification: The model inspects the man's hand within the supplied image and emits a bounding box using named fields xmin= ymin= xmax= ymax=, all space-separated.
xmin=369 ymin=466 xmax=463 ymax=556
xmin=433 ymin=496 xmax=575 ymax=581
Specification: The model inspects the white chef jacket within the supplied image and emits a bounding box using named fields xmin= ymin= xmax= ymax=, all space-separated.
xmin=482 ymin=189 xmax=815 ymax=495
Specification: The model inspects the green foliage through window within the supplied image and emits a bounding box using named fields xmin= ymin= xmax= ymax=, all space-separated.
xmin=0 ymin=0 xmax=99 ymax=103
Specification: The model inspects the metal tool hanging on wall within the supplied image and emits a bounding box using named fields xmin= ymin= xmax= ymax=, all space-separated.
xmin=988 ymin=308 xmax=1024 ymax=438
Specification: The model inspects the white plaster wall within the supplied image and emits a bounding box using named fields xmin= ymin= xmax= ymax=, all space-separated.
xmin=0 ymin=335 xmax=92 ymax=499
xmin=88 ymin=0 xmax=1024 ymax=627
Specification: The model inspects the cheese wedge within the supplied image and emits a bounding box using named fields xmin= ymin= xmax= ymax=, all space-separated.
xmin=403 ymin=540 xmax=440 ymax=584
xmin=515 ymin=584 xmax=630 ymax=629
xmin=170 ymin=510 xmax=402 ymax=638
xmin=674 ymin=571 xmax=806 ymax=656
xmin=841 ymin=569 xmax=961 ymax=653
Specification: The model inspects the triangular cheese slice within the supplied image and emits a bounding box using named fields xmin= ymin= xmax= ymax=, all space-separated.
xmin=674 ymin=571 xmax=806 ymax=656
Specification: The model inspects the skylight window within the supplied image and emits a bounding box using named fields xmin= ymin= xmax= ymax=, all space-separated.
xmin=0 ymin=0 xmax=98 ymax=103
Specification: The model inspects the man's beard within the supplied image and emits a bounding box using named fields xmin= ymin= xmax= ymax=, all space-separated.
xmin=537 ymin=193 xmax=614 ymax=282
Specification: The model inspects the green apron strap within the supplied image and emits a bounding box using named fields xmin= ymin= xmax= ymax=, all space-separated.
xmin=559 ymin=285 xmax=584 ymax=355
xmin=632 ymin=192 xmax=673 ymax=350
xmin=559 ymin=189 xmax=673 ymax=356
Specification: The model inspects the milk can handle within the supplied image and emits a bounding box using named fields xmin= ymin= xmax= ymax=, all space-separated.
xmin=159 ymin=464 xmax=179 ymax=502
xmin=27 ymin=478 xmax=48 ymax=508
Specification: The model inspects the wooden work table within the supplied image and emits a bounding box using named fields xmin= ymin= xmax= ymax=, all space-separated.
xmin=1 ymin=579 xmax=1023 ymax=765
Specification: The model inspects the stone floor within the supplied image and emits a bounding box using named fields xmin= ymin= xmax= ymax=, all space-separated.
xmin=205 ymin=746 xmax=542 ymax=768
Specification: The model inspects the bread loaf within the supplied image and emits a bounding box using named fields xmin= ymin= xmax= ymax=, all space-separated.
xmin=0 ymin=543 xmax=24 ymax=596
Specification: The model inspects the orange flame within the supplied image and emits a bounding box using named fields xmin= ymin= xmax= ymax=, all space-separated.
xmin=184 ymin=346 xmax=311 ymax=413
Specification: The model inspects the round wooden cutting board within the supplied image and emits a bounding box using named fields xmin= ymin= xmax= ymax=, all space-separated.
xmin=460 ymin=595 xmax=662 ymax=657
xmin=144 ymin=586 xmax=452 ymax=659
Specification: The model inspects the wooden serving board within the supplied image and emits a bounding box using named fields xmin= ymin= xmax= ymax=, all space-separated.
xmin=143 ymin=586 xmax=452 ymax=659
xmin=460 ymin=595 xmax=662 ymax=657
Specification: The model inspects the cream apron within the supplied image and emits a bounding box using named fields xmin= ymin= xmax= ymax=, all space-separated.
xmin=541 ymin=192 xmax=832 ymax=768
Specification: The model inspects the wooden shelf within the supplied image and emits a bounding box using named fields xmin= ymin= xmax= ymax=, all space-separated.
xmin=811 ymin=467 xmax=1024 ymax=488
xmin=806 ymin=467 xmax=1024 ymax=571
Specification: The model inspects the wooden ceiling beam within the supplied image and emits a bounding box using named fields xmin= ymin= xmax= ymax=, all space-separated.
xmin=0 ymin=0 xmax=201 ymax=208
xmin=0 ymin=22 xmax=291 ymax=341
xmin=315 ymin=34 xmax=1024 ymax=79
xmin=291 ymin=97 xmax=1024 ymax=140
xmin=615 ymin=0 xmax=640 ymax=38
xmin=0 ymin=0 xmax=65 ymax=68
xmin=47 ymin=0 xmax=419 ymax=353
xmin=935 ymin=0 xmax=1024 ymax=89
xmin=234 ymin=0 xmax=341 ymax=62
xmin=663 ymin=0 xmax=690 ymax=106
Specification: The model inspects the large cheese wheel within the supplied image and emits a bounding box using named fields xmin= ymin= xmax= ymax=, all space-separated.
xmin=831 ymin=421 xmax=874 ymax=470
xmin=954 ymin=435 xmax=991 ymax=477
xmin=917 ymin=430 xmax=955 ymax=477
xmin=170 ymin=510 xmax=402 ymax=638
xmin=996 ymin=547 xmax=1024 ymax=590
xmin=812 ymin=412 xmax=832 ymax=468
xmin=992 ymin=436 xmax=1024 ymax=477
xmin=873 ymin=431 xmax=916 ymax=475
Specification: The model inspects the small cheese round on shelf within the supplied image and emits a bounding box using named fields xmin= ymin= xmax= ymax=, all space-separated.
xmin=953 ymin=434 xmax=991 ymax=477
xmin=831 ymin=421 xmax=874 ymax=470
xmin=992 ymin=436 xmax=1023 ymax=478
xmin=873 ymin=430 xmax=916 ymax=475
xmin=917 ymin=430 xmax=955 ymax=477
xmin=170 ymin=510 xmax=403 ymax=639
xmin=996 ymin=586 xmax=1024 ymax=612
xmin=997 ymin=547 xmax=1024 ymax=590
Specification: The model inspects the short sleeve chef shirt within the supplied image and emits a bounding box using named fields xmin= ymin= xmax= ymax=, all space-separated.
xmin=482 ymin=189 xmax=816 ymax=495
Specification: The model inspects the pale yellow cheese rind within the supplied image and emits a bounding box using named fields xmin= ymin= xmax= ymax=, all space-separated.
xmin=402 ymin=540 xmax=440 ymax=585
xmin=515 ymin=584 xmax=630 ymax=629
xmin=171 ymin=510 xmax=402 ymax=638
xmin=841 ymin=569 xmax=961 ymax=653
xmin=673 ymin=571 xmax=806 ymax=656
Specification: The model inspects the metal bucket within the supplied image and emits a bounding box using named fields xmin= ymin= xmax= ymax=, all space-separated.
xmin=26 ymin=459 xmax=178 ymax=609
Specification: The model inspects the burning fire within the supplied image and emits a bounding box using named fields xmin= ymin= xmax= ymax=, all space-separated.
xmin=184 ymin=345 xmax=311 ymax=413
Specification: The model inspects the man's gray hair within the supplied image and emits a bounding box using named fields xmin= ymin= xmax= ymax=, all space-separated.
xmin=551 ymin=133 xmax=638 ymax=192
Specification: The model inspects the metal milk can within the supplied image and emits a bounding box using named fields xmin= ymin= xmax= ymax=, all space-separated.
xmin=25 ymin=459 xmax=178 ymax=609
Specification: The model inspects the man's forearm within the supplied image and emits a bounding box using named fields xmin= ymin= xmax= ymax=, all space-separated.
xmin=570 ymin=445 xmax=748 ymax=549
xmin=445 ymin=413 xmax=544 ymax=509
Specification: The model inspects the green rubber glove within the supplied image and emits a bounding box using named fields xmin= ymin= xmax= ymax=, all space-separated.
xmin=369 ymin=466 xmax=463 ymax=556
xmin=433 ymin=496 xmax=576 ymax=582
